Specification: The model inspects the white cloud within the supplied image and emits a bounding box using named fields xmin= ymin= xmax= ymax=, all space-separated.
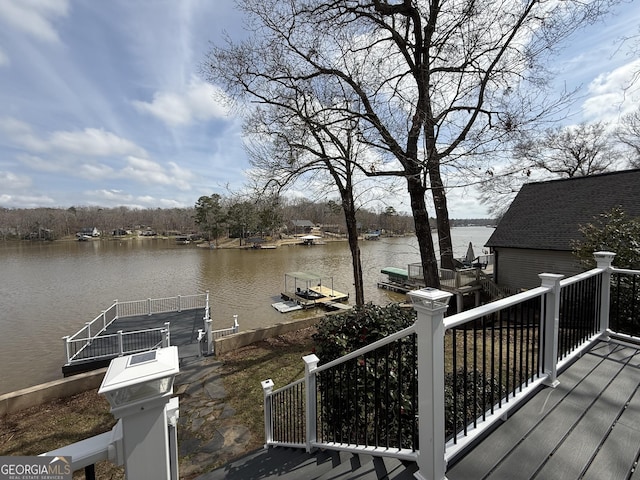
xmin=132 ymin=77 xmax=229 ymax=126
xmin=582 ymin=59 xmax=640 ymax=123
xmin=0 ymin=0 xmax=69 ymax=43
xmin=0 ymin=117 xmax=47 ymax=151
xmin=0 ymin=47 xmax=9 ymax=66
xmin=0 ymin=170 xmax=32 ymax=190
xmin=89 ymin=189 xmax=134 ymax=203
xmin=0 ymin=193 xmax=55 ymax=208
xmin=81 ymin=190 xmax=186 ymax=209
xmin=0 ymin=117 xmax=148 ymax=158
xmin=78 ymin=163 xmax=115 ymax=180
xmin=120 ymin=156 xmax=195 ymax=191
xmin=16 ymin=154 xmax=63 ymax=173
xmin=167 ymin=161 xmax=195 ymax=190
xmin=48 ymin=128 xmax=147 ymax=157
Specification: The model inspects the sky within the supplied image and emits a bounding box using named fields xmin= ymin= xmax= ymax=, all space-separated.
xmin=0 ymin=0 xmax=639 ymax=218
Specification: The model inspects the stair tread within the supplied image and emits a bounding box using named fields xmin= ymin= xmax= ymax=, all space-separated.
xmin=314 ymin=452 xmax=375 ymax=480
xmin=315 ymin=454 xmax=418 ymax=480
xmin=196 ymin=447 xmax=348 ymax=480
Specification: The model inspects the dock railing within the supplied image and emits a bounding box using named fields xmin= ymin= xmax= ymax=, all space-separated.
xmin=262 ymin=252 xmax=639 ymax=480
xmin=63 ymin=292 xmax=209 ymax=365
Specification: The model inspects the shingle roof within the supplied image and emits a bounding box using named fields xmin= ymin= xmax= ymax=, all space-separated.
xmin=486 ymin=169 xmax=640 ymax=251
xmin=292 ymin=219 xmax=315 ymax=227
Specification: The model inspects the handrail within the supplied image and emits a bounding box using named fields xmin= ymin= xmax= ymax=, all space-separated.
xmin=314 ymin=324 xmax=416 ymax=374
xmin=63 ymin=292 xmax=209 ymax=365
xmin=67 ymin=326 xmax=168 ymax=363
xmin=558 ymin=266 xmax=604 ymax=287
xmin=611 ymin=267 xmax=640 ymax=275
xmin=445 ymin=286 xmax=548 ymax=330
xmin=262 ymin=252 xmax=630 ymax=480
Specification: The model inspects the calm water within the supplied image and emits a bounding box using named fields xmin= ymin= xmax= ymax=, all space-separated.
xmin=0 ymin=227 xmax=493 ymax=394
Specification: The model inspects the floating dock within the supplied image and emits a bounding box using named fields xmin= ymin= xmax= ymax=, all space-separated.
xmin=281 ymin=285 xmax=350 ymax=309
xmin=277 ymin=271 xmax=350 ymax=312
xmin=271 ymin=300 xmax=303 ymax=313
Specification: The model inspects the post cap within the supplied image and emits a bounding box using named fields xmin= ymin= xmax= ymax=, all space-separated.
xmin=407 ymin=287 xmax=453 ymax=310
xmin=99 ymin=346 xmax=179 ymax=410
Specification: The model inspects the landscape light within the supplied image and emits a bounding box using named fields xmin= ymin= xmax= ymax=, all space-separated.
xmin=407 ymin=287 xmax=453 ymax=310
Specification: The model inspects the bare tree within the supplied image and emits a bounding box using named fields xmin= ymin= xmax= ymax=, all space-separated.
xmin=241 ymin=94 xmax=371 ymax=304
xmin=205 ymin=0 xmax=618 ymax=286
xmin=518 ymin=122 xmax=615 ymax=177
xmin=480 ymin=121 xmax=618 ymax=215
xmin=616 ymin=107 xmax=640 ymax=168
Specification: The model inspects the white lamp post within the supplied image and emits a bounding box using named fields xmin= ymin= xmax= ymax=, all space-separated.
xmin=99 ymin=346 xmax=180 ymax=480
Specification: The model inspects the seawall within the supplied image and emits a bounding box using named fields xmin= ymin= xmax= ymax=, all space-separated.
xmin=1 ymin=316 xmax=325 ymax=415
xmin=0 ymin=368 xmax=107 ymax=416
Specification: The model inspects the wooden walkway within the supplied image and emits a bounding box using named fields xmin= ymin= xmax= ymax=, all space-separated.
xmin=447 ymin=339 xmax=640 ymax=480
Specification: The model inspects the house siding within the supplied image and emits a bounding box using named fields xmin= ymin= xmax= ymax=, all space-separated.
xmin=495 ymin=248 xmax=585 ymax=291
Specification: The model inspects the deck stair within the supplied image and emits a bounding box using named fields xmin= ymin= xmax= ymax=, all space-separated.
xmin=476 ymin=269 xmax=510 ymax=300
xmin=198 ymin=447 xmax=418 ymax=480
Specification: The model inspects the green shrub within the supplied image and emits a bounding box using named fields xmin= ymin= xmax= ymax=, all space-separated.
xmin=313 ymin=303 xmax=508 ymax=447
xmin=312 ymin=303 xmax=416 ymax=363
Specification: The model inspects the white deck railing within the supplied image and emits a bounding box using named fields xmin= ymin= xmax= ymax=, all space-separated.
xmin=262 ymin=252 xmax=639 ymax=480
xmin=63 ymin=292 xmax=212 ymax=365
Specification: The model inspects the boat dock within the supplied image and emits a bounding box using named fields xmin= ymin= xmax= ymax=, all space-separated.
xmin=62 ymin=309 xmax=205 ymax=376
xmin=62 ymin=293 xmax=239 ymax=376
xmin=281 ymin=285 xmax=350 ymax=309
xmin=274 ymin=271 xmax=350 ymax=312
xmin=378 ymin=256 xmax=499 ymax=311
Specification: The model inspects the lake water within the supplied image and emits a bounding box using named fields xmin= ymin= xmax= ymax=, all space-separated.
xmin=0 ymin=227 xmax=493 ymax=394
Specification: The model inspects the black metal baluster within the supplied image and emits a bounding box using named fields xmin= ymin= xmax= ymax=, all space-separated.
xmin=452 ymin=327 xmax=458 ymax=442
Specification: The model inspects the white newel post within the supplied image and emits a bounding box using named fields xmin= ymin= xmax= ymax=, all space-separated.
xmin=118 ymin=330 xmax=124 ymax=356
xmin=205 ymin=316 xmax=213 ymax=355
xmin=204 ymin=291 xmax=213 ymax=355
xmin=261 ymin=379 xmax=275 ymax=446
xmin=63 ymin=336 xmax=71 ymax=364
xmin=408 ymin=288 xmax=453 ymax=480
xmin=539 ymin=273 xmax=564 ymax=388
xmin=163 ymin=322 xmax=171 ymax=347
xmin=303 ymin=354 xmax=320 ymax=452
xmin=99 ymin=346 xmax=180 ymax=480
xmin=594 ymin=251 xmax=616 ymax=337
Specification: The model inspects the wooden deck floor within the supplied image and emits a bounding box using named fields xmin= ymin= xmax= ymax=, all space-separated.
xmin=200 ymin=338 xmax=640 ymax=480
xmin=447 ymin=338 xmax=640 ymax=480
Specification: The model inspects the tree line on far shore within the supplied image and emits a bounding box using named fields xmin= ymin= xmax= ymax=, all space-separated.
xmin=0 ymin=199 xmax=496 ymax=242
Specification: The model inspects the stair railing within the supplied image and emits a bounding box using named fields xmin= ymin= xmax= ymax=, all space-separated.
xmin=262 ymin=252 xmax=620 ymax=480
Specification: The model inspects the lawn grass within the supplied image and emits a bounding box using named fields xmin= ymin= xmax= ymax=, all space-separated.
xmin=217 ymin=327 xmax=317 ymax=453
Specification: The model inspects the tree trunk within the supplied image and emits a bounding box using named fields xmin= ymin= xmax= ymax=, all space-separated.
xmin=340 ymin=191 xmax=365 ymax=305
xmin=429 ymin=166 xmax=454 ymax=270
xmin=407 ymin=176 xmax=440 ymax=288
xmin=344 ymin=210 xmax=364 ymax=305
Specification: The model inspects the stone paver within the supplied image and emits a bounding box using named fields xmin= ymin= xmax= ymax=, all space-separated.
xmin=175 ymin=353 xmax=252 ymax=479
